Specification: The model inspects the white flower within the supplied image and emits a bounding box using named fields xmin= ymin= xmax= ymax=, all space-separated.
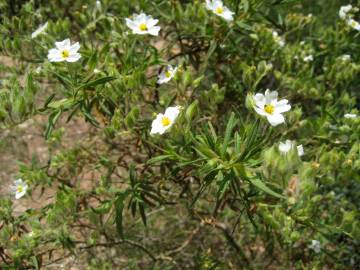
xmin=279 ymin=140 xmax=304 ymax=156
xmin=272 ymin=31 xmax=285 ymax=47
xmin=297 ymin=144 xmax=304 ymax=156
xmin=94 ymin=68 xmax=101 ymax=74
xmin=205 ymin=0 xmax=234 ymax=21
xmin=47 ymin=39 xmax=81 ymax=62
xmin=340 ymin=54 xmax=351 ymax=61
xmin=347 ymin=19 xmax=360 ymax=31
xmin=96 ymin=0 xmax=101 ymax=9
xmin=31 ymin=22 xmax=48 ymax=38
xmin=125 ymin=13 xmax=161 ymax=36
xmin=157 ymin=65 xmax=178 ymax=84
xmin=344 ymin=113 xmax=357 ymax=119
xmin=10 ymin=179 xmax=28 ymax=199
xmin=339 ymin=5 xmax=352 ymax=20
xmin=303 ymin=55 xmax=314 ymax=62
xmin=253 ymin=89 xmax=291 ymax=126
xmin=150 ymin=106 xmax=181 ymax=135
xmin=309 ymin=240 xmax=321 ymax=253
xmin=279 ymin=140 xmax=292 ymax=153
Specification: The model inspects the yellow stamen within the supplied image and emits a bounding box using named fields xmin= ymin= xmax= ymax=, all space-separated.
xmin=17 ymin=186 xmax=23 ymax=193
xmin=216 ymin=7 xmax=224 ymax=14
xmin=61 ymin=49 xmax=70 ymax=58
xmin=139 ymin=23 xmax=148 ymax=31
xmin=161 ymin=116 xmax=171 ymax=127
xmin=264 ymin=104 xmax=275 ymax=114
xmin=165 ymin=71 xmax=172 ymax=78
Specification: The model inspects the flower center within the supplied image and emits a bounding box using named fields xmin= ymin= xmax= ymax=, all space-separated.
xmin=61 ymin=49 xmax=70 ymax=58
xmin=352 ymin=21 xmax=358 ymax=27
xmin=264 ymin=104 xmax=275 ymax=114
xmin=161 ymin=116 xmax=171 ymax=127
xmin=216 ymin=7 xmax=224 ymax=14
xmin=139 ymin=23 xmax=148 ymax=31
xmin=165 ymin=70 xmax=172 ymax=78
xmin=17 ymin=185 xmax=23 ymax=193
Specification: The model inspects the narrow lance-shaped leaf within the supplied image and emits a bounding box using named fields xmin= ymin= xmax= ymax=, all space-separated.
xmin=139 ymin=202 xmax=147 ymax=227
xmin=114 ymin=191 xmax=130 ymax=238
xmin=221 ymin=112 xmax=238 ymax=158
xmin=248 ymin=177 xmax=285 ymax=199
xmin=216 ymin=171 xmax=232 ymax=199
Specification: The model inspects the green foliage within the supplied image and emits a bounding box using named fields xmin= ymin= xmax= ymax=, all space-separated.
xmin=0 ymin=0 xmax=359 ymax=269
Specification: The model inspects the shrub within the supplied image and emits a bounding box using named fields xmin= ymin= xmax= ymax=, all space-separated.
xmin=0 ymin=0 xmax=359 ymax=269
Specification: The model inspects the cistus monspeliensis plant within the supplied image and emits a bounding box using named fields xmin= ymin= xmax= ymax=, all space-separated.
xmin=0 ymin=0 xmax=359 ymax=269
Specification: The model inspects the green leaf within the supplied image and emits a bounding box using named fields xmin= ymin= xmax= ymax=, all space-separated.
xmin=48 ymin=98 xmax=76 ymax=109
xmin=39 ymin=94 xmax=56 ymax=112
xmin=45 ymin=109 xmax=62 ymax=139
xmin=114 ymin=191 xmax=129 ymax=238
xmin=129 ymin=164 xmax=137 ymax=187
xmin=79 ymin=76 xmax=116 ymax=90
xmin=80 ymin=105 xmax=100 ymax=127
xmin=216 ymin=171 xmax=232 ymax=199
xmin=147 ymin=154 xmax=174 ymax=165
xmin=139 ymin=202 xmax=147 ymax=227
xmin=248 ymin=177 xmax=285 ymax=199
xmin=236 ymin=21 xmax=253 ymax=31
xmin=31 ymin=256 xmax=40 ymax=270
xmin=193 ymin=145 xmax=219 ymax=159
xmin=50 ymin=71 xmax=74 ymax=90
xmin=124 ymin=107 xmax=139 ymax=129
xmin=221 ymin=112 xmax=238 ymax=157
xmin=25 ymin=72 xmax=37 ymax=95
xmin=191 ymin=169 xmax=219 ymax=206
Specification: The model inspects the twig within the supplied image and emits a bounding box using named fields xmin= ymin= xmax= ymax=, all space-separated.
xmin=165 ymin=226 xmax=200 ymax=256
xmin=78 ymin=239 xmax=157 ymax=261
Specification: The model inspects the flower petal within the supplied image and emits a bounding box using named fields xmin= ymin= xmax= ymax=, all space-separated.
xmin=206 ymin=0 xmax=216 ymax=10
xmin=254 ymin=106 xmax=267 ymax=116
xmin=297 ymin=145 xmax=304 ymax=156
xmin=47 ymin=49 xmax=63 ymax=62
xmin=15 ymin=179 xmax=23 ymax=185
xmin=275 ymin=99 xmax=291 ymax=113
xmin=265 ymin=90 xmax=278 ymax=104
xmin=66 ymin=53 xmax=81 ymax=62
xmin=157 ymin=73 xmax=171 ymax=84
xmin=55 ymin=39 xmax=70 ymax=50
xmin=165 ymin=106 xmax=181 ymax=121
xmin=221 ymin=9 xmax=234 ymax=21
xmin=148 ymin=26 xmax=161 ymax=36
xmin=279 ymin=140 xmax=292 ymax=153
xmin=151 ymin=114 xmax=169 ymax=135
xmin=253 ymin=93 xmax=265 ymax=108
xmin=69 ymin=42 xmax=80 ymax=53
xmin=267 ymin=113 xmax=285 ymax=126
xmin=125 ymin=18 xmax=137 ymax=29
xmin=147 ymin=18 xmax=159 ymax=28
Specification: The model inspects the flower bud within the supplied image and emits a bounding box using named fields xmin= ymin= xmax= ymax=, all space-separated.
xmin=182 ymin=70 xmax=192 ymax=88
xmin=193 ymin=75 xmax=204 ymax=88
xmin=186 ymin=100 xmax=199 ymax=122
xmin=245 ymin=92 xmax=255 ymax=110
